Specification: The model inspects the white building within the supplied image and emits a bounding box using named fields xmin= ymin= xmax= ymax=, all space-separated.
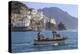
xmin=50 ymin=18 xmax=56 ymax=25
xmin=31 ymin=9 xmax=44 ymax=21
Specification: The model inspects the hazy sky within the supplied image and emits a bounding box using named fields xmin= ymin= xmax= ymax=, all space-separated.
xmin=22 ymin=2 xmax=78 ymax=18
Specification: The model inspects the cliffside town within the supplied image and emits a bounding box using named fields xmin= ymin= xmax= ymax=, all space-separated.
xmin=10 ymin=1 xmax=56 ymax=31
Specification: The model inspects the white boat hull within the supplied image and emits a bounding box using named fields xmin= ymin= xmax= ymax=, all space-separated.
xmin=34 ymin=40 xmax=65 ymax=45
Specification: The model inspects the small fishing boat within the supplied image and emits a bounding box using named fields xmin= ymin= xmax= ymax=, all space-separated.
xmin=33 ymin=32 xmax=67 ymax=45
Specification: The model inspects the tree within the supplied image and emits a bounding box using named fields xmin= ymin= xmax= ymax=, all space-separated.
xmin=58 ymin=22 xmax=66 ymax=30
xmin=10 ymin=1 xmax=29 ymax=14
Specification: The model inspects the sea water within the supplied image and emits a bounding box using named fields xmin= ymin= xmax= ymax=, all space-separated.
xmin=11 ymin=30 xmax=78 ymax=53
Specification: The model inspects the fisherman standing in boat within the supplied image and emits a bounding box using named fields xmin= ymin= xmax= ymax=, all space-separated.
xmin=37 ymin=32 xmax=46 ymax=41
xmin=37 ymin=32 xmax=40 ymax=41
xmin=52 ymin=31 xmax=62 ymax=40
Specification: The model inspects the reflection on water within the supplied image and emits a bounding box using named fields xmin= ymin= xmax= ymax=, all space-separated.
xmin=11 ymin=31 xmax=78 ymax=53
